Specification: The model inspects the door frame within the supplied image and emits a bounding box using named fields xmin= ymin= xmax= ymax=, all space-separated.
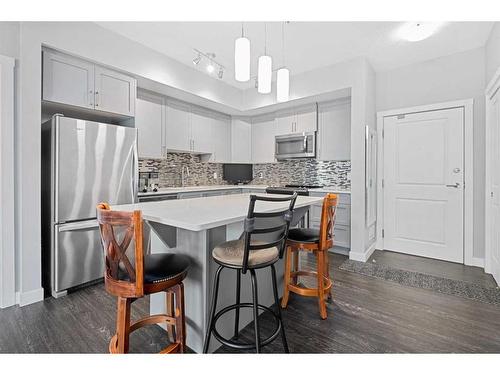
xmin=485 ymin=67 xmax=500 ymax=276
xmin=376 ymin=99 xmax=475 ymax=266
xmin=0 ymin=54 xmax=16 ymax=308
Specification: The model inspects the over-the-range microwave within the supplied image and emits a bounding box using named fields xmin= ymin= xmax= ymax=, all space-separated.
xmin=275 ymin=132 xmax=316 ymax=160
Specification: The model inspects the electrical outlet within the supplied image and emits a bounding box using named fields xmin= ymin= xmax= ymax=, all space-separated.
xmin=258 ymin=172 xmax=263 ymax=179
xmin=213 ymin=172 xmax=217 ymax=179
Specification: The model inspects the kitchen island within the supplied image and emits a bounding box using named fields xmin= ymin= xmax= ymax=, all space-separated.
xmin=113 ymin=193 xmax=323 ymax=352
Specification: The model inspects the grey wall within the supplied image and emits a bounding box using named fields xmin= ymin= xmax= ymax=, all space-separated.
xmin=376 ymin=47 xmax=486 ymax=260
xmin=486 ymin=22 xmax=500 ymax=84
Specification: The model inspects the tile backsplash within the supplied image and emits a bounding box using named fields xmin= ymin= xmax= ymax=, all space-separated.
xmin=139 ymin=153 xmax=351 ymax=189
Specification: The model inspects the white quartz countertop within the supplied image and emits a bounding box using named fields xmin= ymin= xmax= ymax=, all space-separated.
xmin=138 ymin=185 xmax=267 ymax=196
xmin=113 ymin=193 xmax=323 ymax=231
xmin=137 ymin=184 xmax=350 ymax=196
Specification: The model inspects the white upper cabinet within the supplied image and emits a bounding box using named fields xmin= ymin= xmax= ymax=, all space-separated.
xmin=231 ymin=119 xmax=252 ymax=163
xmin=191 ymin=111 xmax=213 ymax=154
xmin=135 ymin=91 xmax=165 ymax=159
xmin=275 ymin=105 xmax=317 ymax=135
xmin=317 ymin=99 xmax=351 ymax=161
xmin=251 ymin=117 xmax=276 ymax=163
xmin=211 ymin=118 xmax=231 ymax=162
xmin=94 ymin=66 xmax=136 ymax=116
xmin=165 ymin=100 xmax=191 ymax=152
xmin=43 ymin=50 xmax=94 ymax=109
xmin=42 ymin=49 xmax=136 ymax=117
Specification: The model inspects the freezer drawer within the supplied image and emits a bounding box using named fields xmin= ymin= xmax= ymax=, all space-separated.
xmin=54 ymin=220 xmax=104 ymax=293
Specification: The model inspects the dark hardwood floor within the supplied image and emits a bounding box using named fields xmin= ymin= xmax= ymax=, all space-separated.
xmin=1 ymin=252 xmax=500 ymax=353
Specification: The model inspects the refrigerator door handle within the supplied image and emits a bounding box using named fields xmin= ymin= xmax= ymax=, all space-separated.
xmin=58 ymin=220 xmax=99 ymax=232
xmin=133 ymin=132 xmax=139 ymax=203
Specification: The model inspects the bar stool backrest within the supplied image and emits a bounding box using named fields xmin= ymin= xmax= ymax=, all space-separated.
xmin=319 ymin=193 xmax=338 ymax=251
xmin=96 ymin=202 xmax=144 ymax=298
xmin=242 ymin=193 xmax=298 ymax=274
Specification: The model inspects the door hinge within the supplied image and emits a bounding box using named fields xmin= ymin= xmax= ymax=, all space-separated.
xmin=382 ymin=229 xmax=385 ymax=238
xmin=397 ymin=114 xmax=405 ymax=119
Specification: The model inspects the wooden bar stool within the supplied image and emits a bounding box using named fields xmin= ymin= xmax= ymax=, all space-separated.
xmin=96 ymin=203 xmax=190 ymax=354
xmin=281 ymin=193 xmax=337 ymax=319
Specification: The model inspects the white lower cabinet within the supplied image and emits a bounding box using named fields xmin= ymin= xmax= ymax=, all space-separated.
xmin=309 ymin=192 xmax=351 ymax=250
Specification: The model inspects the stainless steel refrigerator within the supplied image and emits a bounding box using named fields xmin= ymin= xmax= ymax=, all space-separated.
xmin=42 ymin=115 xmax=138 ymax=298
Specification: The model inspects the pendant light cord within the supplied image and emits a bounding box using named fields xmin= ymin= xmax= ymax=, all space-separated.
xmin=264 ymin=23 xmax=268 ymax=55
xmin=281 ymin=22 xmax=286 ymax=67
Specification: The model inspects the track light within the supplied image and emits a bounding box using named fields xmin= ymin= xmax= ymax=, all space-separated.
xmin=206 ymin=62 xmax=215 ymax=73
xmin=218 ymin=67 xmax=224 ymax=79
xmin=192 ymin=54 xmax=201 ymax=65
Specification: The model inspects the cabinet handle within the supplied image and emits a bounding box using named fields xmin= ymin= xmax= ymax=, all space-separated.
xmin=89 ymin=90 xmax=93 ymax=107
xmin=95 ymin=91 xmax=99 ymax=107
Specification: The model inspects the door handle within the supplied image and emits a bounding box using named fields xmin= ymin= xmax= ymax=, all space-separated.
xmin=446 ymin=183 xmax=460 ymax=188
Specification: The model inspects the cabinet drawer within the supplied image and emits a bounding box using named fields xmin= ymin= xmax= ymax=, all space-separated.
xmin=334 ymin=224 xmax=350 ymax=248
xmin=337 ymin=194 xmax=351 ymax=205
xmin=335 ymin=204 xmax=350 ymax=225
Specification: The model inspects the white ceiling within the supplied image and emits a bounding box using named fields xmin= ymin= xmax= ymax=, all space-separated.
xmin=96 ymin=22 xmax=494 ymax=90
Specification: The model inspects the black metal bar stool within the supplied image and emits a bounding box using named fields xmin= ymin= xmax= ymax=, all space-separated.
xmin=203 ymin=193 xmax=298 ymax=353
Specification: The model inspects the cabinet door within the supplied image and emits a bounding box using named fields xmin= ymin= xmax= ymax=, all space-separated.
xmin=42 ymin=50 xmax=94 ymax=109
xmin=296 ymin=109 xmax=317 ymax=133
xmin=165 ymin=101 xmax=191 ymax=152
xmin=191 ymin=112 xmax=213 ymax=154
xmin=135 ymin=92 xmax=164 ymax=158
xmin=276 ymin=114 xmax=295 ymax=135
xmin=251 ymin=120 xmax=276 ymax=163
xmin=211 ymin=118 xmax=231 ymax=162
xmin=318 ymin=101 xmax=351 ymax=160
xmin=94 ymin=66 xmax=136 ymax=116
xmin=231 ymin=119 xmax=252 ymax=163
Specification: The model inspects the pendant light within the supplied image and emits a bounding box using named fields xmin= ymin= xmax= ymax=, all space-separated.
xmin=258 ymin=23 xmax=272 ymax=94
xmin=277 ymin=22 xmax=290 ymax=102
xmin=235 ymin=23 xmax=250 ymax=82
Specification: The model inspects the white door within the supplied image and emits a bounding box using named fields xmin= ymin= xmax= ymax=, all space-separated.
xmin=487 ymin=91 xmax=500 ymax=283
xmin=251 ymin=120 xmax=276 ymax=163
xmin=191 ymin=112 xmax=213 ymax=153
xmin=165 ymin=100 xmax=191 ymax=152
xmin=42 ymin=50 xmax=94 ymax=110
xmin=94 ymin=66 xmax=136 ymax=116
xmin=383 ymin=108 xmax=464 ymax=263
xmin=136 ymin=91 xmax=164 ymax=158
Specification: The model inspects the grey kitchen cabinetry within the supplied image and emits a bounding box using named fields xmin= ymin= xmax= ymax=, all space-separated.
xmin=136 ymin=90 xmax=165 ymax=158
xmin=42 ymin=49 xmax=136 ymax=117
xmin=309 ymin=192 xmax=351 ymax=249
xmin=275 ymin=104 xmax=317 ymax=135
xmin=231 ymin=119 xmax=252 ymax=163
xmin=251 ymin=116 xmax=276 ymax=163
xmin=317 ymin=99 xmax=351 ymax=161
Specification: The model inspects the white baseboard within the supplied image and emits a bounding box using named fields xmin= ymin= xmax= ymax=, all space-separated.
xmin=349 ymin=242 xmax=377 ymax=262
xmin=466 ymin=256 xmax=484 ymax=268
xmin=15 ymin=288 xmax=44 ymax=307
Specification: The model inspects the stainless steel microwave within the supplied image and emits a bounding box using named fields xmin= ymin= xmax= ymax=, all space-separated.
xmin=275 ymin=132 xmax=316 ymax=160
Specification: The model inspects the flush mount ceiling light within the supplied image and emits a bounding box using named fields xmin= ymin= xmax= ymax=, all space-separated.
xmin=235 ymin=23 xmax=250 ymax=82
xmin=258 ymin=23 xmax=272 ymax=94
xmin=277 ymin=22 xmax=290 ymax=102
xmin=397 ymin=22 xmax=443 ymax=42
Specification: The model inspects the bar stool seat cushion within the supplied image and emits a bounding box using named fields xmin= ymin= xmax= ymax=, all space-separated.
xmin=212 ymin=239 xmax=279 ymax=267
xmin=119 ymin=253 xmax=190 ymax=284
xmin=287 ymin=228 xmax=320 ymax=243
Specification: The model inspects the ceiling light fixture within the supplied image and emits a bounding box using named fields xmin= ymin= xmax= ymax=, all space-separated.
xmin=277 ymin=22 xmax=290 ymax=102
xmin=192 ymin=53 xmax=201 ymax=65
xmin=258 ymin=23 xmax=272 ymax=94
xmin=235 ymin=23 xmax=250 ymax=82
xmin=397 ymin=22 xmax=443 ymax=42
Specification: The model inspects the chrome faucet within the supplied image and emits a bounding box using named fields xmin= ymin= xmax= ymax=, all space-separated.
xmin=181 ymin=166 xmax=190 ymax=187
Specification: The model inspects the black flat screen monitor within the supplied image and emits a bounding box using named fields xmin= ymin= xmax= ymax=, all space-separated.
xmin=223 ymin=164 xmax=253 ymax=184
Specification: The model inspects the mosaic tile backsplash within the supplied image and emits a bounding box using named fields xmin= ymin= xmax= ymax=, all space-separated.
xmin=139 ymin=153 xmax=351 ymax=189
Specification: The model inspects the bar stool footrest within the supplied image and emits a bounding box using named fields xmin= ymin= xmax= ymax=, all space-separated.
xmin=212 ymin=303 xmax=281 ymax=350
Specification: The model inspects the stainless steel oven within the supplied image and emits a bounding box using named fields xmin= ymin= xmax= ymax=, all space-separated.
xmin=275 ymin=132 xmax=316 ymax=160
